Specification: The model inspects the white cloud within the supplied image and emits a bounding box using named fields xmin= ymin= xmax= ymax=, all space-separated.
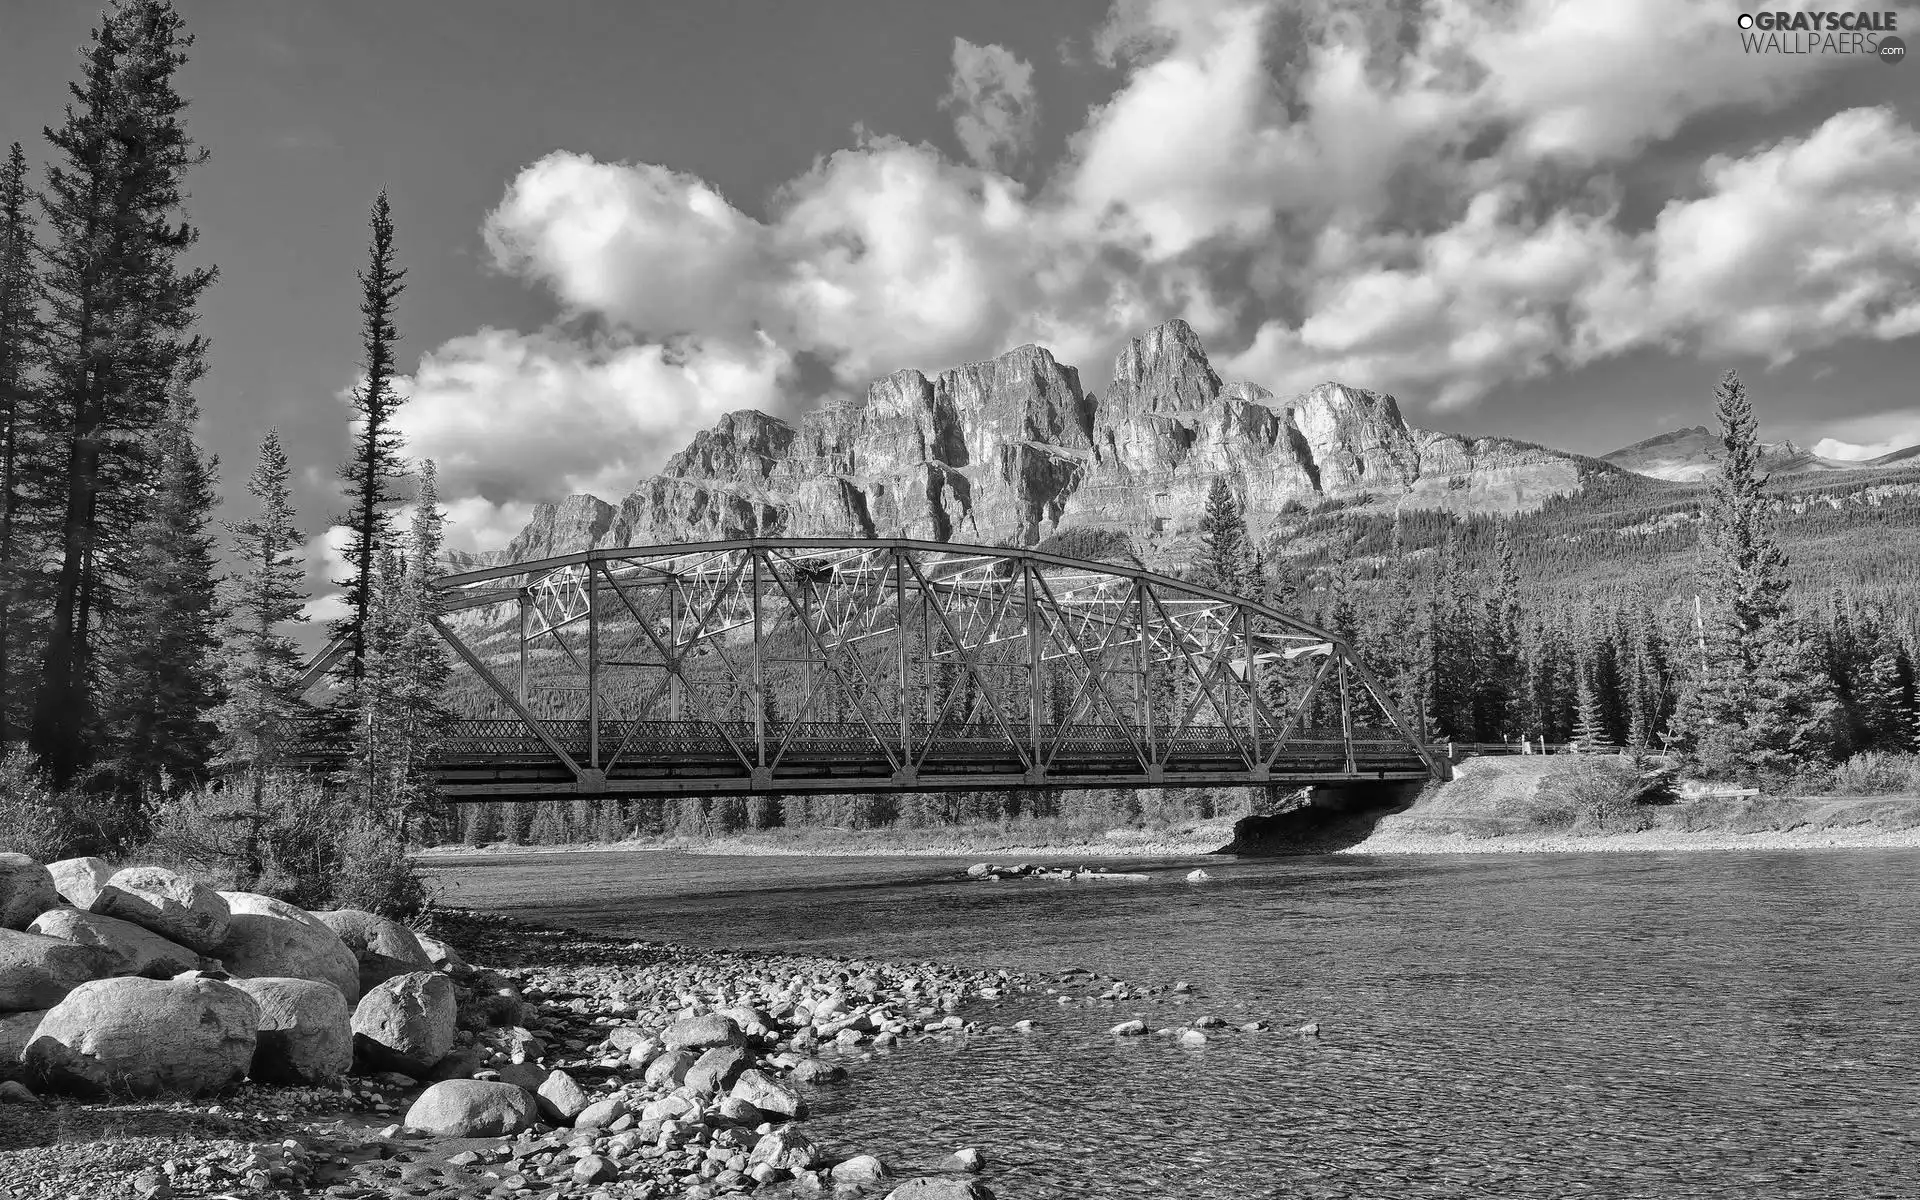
xmin=941 ymin=39 xmax=1039 ymax=173
xmin=1812 ymin=408 xmax=1920 ymax=461
xmin=375 ymin=0 xmax=1919 ymax=534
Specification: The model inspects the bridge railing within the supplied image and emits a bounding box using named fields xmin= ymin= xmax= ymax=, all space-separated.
xmin=283 ymin=715 xmax=1430 ymax=771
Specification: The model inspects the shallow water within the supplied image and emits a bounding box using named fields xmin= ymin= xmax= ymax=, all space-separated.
xmin=426 ymin=848 xmax=1920 ymax=1199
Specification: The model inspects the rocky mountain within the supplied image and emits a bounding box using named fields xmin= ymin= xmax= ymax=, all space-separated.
xmin=488 ymin=320 xmax=1607 ymax=567
xmin=1600 ymin=425 xmax=1876 ymax=482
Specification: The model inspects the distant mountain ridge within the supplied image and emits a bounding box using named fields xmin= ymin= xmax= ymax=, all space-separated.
xmin=1597 ymin=425 xmax=1886 ymax=482
xmin=481 ymin=320 xmax=1608 ymax=567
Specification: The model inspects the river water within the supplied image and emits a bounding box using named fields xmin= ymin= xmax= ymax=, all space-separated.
xmin=425 ymin=849 xmax=1920 ymax=1199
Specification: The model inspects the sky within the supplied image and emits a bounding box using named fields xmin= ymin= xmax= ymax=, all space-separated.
xmin=3 ymin=0 xmax=1919 ymax=593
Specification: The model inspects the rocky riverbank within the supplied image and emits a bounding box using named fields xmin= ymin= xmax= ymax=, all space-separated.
xmin=3 ymin=850 xmax=1111 ymax=1199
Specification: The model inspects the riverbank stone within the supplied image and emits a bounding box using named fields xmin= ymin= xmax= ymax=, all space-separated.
xmin=662 ymin=1012 xmax=746 ymax=1052
xmin=313 ymin=909 xmax=433 ymax=994
xmin=0 ymin=929 xmax=115 ymax=1011
xmin=90 ymin=867 xmax=230 ymax=954
xmin=214 ymin=893 xmax=360 ymax=1002
xmin=404 ymin=1079 xmax=539 ymax=1137
xmin=27 ymin=909 xmax=204 ymax=979
xmin=831 ymin=1155 xmax=889 ymax=1186
xmin=25 ymin=975 xmax=258 ymax=1096
xmin=943 ymin=1148 xmax=984 ymax=1172
xmin=644 ymin=1048 xmax=696 ymax=1087
xmin=685 ymin=1045 xmax=751 ymax=1095
xmin=45 ymin=857 xmax=110 ymax=910
xmin=535 ymin=1068 xmax=591 ymax=1122
xmin=351 ymin=971 xmax=457 ymax=1075
xmin=0 ymin=855 xmax=59 ymax=930
xmin=1110 ymin=1019 xmax=1147 ymax=1036
xmin=574 ymin=1095 xmax=627 ymax=1129
xmin=731 ymin=1068 xmax=806 ymax=1120
xmin=229 ymin=976 xmax=352 ymax=1084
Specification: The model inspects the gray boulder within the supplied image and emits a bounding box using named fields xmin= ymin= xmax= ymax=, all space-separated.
xmin=0 ymin=929 xmax=115 ymax=1011
xmin=730 ymin=1068 xmax=807 ymax=1120
xmin=404 ymin=1079 xmax=538 ymax=1137
xmin=831 ymin=1156 xmax=890 ymax=1185
xmin=229 ymin=976 xmax=352 ymax=1085
xmin=24 ymin=976 xmax=258 ymax=1096
xmin=214 ymin=892 xmax=359 ymax=1002
xmin=534 ymin=1068 xmax=591 ymax=1123
xmin=412 ymin=931 xmax=464 ymax=969
xmin=643 ymin=1048 xmax=695 ymax=1088
xmin=352 ymin=971 xmax=456 ymax=1075
xmin=748 ymin=1128 xmax=822 ymax=1172
xmin=89 ymin=867 xmax=230 ymax=953
xmin=0 ymin=855 xmax=59 ymax=930
xmin=312 ymin=909 xmax=433 ymax=994
xmin=27 ymin=909 xmax=204 ymax=979
xmin=662 ymin=1012 xmax=746 ymax=1052
xmin=45 ymin=857 xmax=111 ymax=910
xmin=573 ymin=1095 xmax=626 ymax=1129
xmin=684 ymin=1044 xmax=750 ymax=1096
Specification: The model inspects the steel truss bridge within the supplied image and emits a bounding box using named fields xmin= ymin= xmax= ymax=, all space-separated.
xmin=294 ymin=538 xmax=1447 ymax=799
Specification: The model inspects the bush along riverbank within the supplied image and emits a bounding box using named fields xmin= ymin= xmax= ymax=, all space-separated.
xmin=0 ymin=851 xmax=1052 ymax=1200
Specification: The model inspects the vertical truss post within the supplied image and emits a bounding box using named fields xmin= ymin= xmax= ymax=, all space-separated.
xmin=1339 ymin=652 xmax=1355 ymax=774
xmin=751 ymin=549 xmax=766 ymax=769
xmin=1241 ymin=607 xmax=1257 ymax=761
xmin=587 ymin=567 xmax=599 ymax=770
xmin=516 ymin=590 xmax=530 ymax=710
xmin=1025 ymin=562 xmax=1041 ymax=771
xmin=1138 ymin=584 xmax=1156 ymax=769
xmin=895 ymin=550 xmax=910 ymax=763
xmin=668 ymin=575 xmax=682 ymax=722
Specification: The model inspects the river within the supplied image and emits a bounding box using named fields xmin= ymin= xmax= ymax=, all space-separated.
xmin=423 ymin=848 xmax=1920 ymax=1199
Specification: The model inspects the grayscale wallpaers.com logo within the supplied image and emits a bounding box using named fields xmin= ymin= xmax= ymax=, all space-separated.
xmin=1736 ymin=10 xmax=1904 ymax=60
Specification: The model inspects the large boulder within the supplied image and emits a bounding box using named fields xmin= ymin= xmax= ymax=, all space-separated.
xmin=312 ymin=910 xmax=432 ymax=994
xmin=229 ymin=977 xmax=352 ymax=1085
xmin=730 ymin=1068 xmax=807 ymax=1121
xmin=412 ymin=931 xmax=464 ymax=970
xmin=749 ymin=1128 xmax=822 ymax=1172
xmin=662 ymin=1012 xmax=746 ymax=1052
xmin=643 ymin=1048 xmax=695 ymax=1088
xmin=90 ymin=868 xmax=230 ymax=954
xmin=0 ymin=854 xmax=58 ymax=931
xmin=0 ymin=929 xmax=114 ymax=1011
xmin=45 ymin=858 xmax=111 ymax=910
xmin=26 ymin=909 xmax=204 ymax=979
xmin=24 ymin=976 xmax=258 ymax=1096
xmin=352 ymin=971 xmax=456 ymax=1076
xmin=404 ymin=1079 xmax=538 ymax=1137
xmin=0 ymin=1010 xmax=45 ymax=1083
xmin=534 ymin=1068 xmax=591 ymax=1123
xmin=684 ymin=1045 xmax=750 ymax=1096
xmin=213 ymin=892 xmax=359 ymax=1002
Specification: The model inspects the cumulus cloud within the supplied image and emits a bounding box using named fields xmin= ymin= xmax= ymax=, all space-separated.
xmin=374 ymin=0 xmax=1919 ymax=539
xmin=1813 ymin=409 xmax=1920 ymax=461
xmin=941 ymin=39 xmax=1040 ymax=173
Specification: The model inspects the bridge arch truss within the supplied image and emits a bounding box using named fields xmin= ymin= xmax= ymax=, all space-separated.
xmin=407 ymin=538 xmax=1444 ymax=798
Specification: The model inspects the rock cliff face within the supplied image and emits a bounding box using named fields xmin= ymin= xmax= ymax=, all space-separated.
xmin=479 ymin=320 xmax=1602 ymax=565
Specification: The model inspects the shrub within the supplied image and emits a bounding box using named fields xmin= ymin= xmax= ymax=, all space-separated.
xmin=1829 ymin=752 xmax=1919 ymax=797
xmin=0 ymin=753 xmax=77 ymax=861
xmin=332 ymin=815 xmax=431 ymax=918
xmin=1539 ymin=756 xmax=1667 ymax=833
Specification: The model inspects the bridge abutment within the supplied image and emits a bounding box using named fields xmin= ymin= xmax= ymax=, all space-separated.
xmin=1220 ymin=780 xmax=1426 ymax=855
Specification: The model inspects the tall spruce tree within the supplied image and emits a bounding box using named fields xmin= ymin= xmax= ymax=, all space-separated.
xmin=97 ymin=386 xmax=222 ymax=807
xmin=1197 ymin=477 xmax=1253 ymax=597
xmin=213 ymin=430 xmax=308 ymax=796
xmin=1667 ymin=370 xmax=1837 ymax=777
xmin=332 ymin=191 xmax=408 ymax=690
xmin=351 ymin=462 xmax=453 ymax=838
xmin=29 ymin=0 xmax=215 ymax=786
xmin=0 ymin=142 xmax=37 ymax=745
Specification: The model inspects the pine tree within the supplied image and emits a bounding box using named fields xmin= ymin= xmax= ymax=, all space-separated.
xmin=332 ymin=191 xmax=408 ymax=690
xmin=1197 ymin=478 xmax=1253 ymax=597
xmin=350 ymin=462 xmax=454 ymax=838
xmin=1667 ymin=370 xmax=1837 ymax=777
xmin=1572 ymin=670 xmax=1610 ymax=750
xmin=29 ymin=0 xmax=215 ymax=786
xmin=97 ymin=386 xmax=222 ymax=808
xmin=213 ymin=430 xmax=308 ymax=797
xmin=0 ymin=142 xmax=38 ymax=745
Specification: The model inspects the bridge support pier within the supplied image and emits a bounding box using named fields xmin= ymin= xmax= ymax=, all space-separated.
xmin=1221 ymin=780 xmax=1426 ymax=855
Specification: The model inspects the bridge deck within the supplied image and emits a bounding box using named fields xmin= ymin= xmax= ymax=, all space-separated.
xmin=287 ymin=719 xmax=1437 ymax=799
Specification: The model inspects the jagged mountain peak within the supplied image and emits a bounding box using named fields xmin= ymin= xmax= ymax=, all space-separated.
xmin=483 ymin=321 xmax=1600 ymax=567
